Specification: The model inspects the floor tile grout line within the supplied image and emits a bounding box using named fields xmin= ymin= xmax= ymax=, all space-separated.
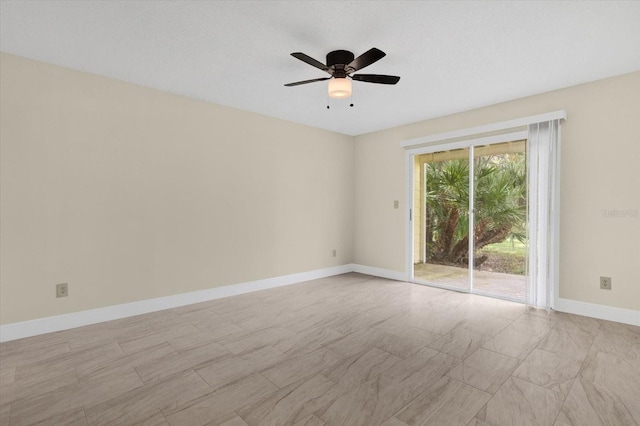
xmin=191 ymin=363 xmax=216 ymax=389
xmin=478 ymin=345 xmax=527 ymax=364
xmin=550 ymin=376 xmax=578 ymax=426
xmin=132 ymin=364 xmax=146 ymax=384
xmin=386 ymin=372 xmax=457 ymax=423
xmin=473 ymin=403 xmax=495 ymax=426
xmin=82 ymin=407 xmax=90 ymax=425
xmin=549 ymin=320 xmax=602 ymax=426
xmin=529 ymin=327 xmax=553 ymax=354
xmin=445 ymin=351 xmax=520 ymax=396
xmin=258 ymin=371 xmax=282 ymax=390
xmin=443 ymin=374 xmax=496 ymax=398
xmin=234 ymin=409 xmax=250 ymax=426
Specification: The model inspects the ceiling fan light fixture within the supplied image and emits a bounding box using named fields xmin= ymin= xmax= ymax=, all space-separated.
xmin=328 ymin=78 xmax=351 ymax=98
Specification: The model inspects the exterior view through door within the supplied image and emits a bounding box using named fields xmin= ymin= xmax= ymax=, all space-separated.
xmin=412 ymin=140 xmax=527 ymax=302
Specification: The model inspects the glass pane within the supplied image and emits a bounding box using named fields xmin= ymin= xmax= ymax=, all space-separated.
xmin=413 ymin=148 xmax=470 ymax=291
xmin=472 ymin=141 xmax=527 ymax=301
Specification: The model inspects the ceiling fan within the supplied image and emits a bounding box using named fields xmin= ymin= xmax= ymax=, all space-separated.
xmin=284 ymin=48 xmax=400 ymax=99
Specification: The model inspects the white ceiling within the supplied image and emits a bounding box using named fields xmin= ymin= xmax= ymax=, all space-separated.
xmin=1 ymin=1 xmax=639 ymax=136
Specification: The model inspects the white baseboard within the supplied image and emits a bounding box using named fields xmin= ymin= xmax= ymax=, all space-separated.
xmin=3 ymin=263 xmax=637 ymax=342
xmin=351 ymin=264 xmax=408 ymax=282
xmin=0 ymin=264 xmax=353 ymax=343
xmin=554 ymin=297 xmax=640 ymax=327
xmin=351 ymin=264 xmax=640 ymax=327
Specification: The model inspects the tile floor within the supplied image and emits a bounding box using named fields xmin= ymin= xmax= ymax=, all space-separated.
xmin=0 ymin=273 xmax=638 ymax=426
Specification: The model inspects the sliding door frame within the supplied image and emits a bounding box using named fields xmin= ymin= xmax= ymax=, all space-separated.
xmin=404 ymin=131 xmax=528 ymax=294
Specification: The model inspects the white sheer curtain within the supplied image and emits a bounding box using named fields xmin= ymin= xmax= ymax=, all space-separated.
xmin=526 ymin=120 xmax=561 ymax=308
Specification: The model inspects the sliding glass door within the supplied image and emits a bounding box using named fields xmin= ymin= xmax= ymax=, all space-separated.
xmin=412 ymin=140 xmax=527 ymax=302
xmin=413 ymin=148 xmax=470 ymax=292
xmin=471 ymin=141 xmax=527 ymax=301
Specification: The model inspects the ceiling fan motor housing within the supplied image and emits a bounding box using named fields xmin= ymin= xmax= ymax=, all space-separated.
xmin=327 ymin=50 xmax=355 ymax=78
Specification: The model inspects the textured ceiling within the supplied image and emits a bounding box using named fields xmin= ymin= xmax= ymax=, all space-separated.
xmin=1 ymin=1 xmax=639 ymax=136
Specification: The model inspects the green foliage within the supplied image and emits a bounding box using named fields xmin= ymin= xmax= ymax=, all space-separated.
xmin=425 ymin=152 xmax=526 ymax=267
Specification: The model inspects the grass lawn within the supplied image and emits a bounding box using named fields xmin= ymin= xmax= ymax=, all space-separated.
xmin=478 ymin=239 xmax=527 ymax=275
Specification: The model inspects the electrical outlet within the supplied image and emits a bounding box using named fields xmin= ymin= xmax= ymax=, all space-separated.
xmin=56 ymin=283 xmax=68 ymax=298
xmin=394 ymin=200 xmax=399 ymax=209
xmin=600 ymin=276 xmax=611 ymax=290
xmin=332 ymin=249 xmax=337 ymax=258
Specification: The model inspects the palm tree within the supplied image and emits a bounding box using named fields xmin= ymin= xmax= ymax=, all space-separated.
xmin=424 ymin=153 xmax=526 ymax=267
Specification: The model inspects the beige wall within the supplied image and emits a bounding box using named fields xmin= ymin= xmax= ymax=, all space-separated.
xmin=2 ymin=52 xmax=638 ymax=326
xmin=0 ymin=53 xmax=354 ymax=324
xmin=354 ymin=71 xmax=640 ymax=312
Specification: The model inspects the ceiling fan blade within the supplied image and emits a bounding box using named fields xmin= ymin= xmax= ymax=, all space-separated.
xmin=346 ymin=48 xmax=386 ymax=72
xmin=351 ymin=74 xmax=400 ymax=85
xmin=284 ymin=77 xmax=332 ymax=87
xmin=291 ymin=52 xmax=330 ymax=73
